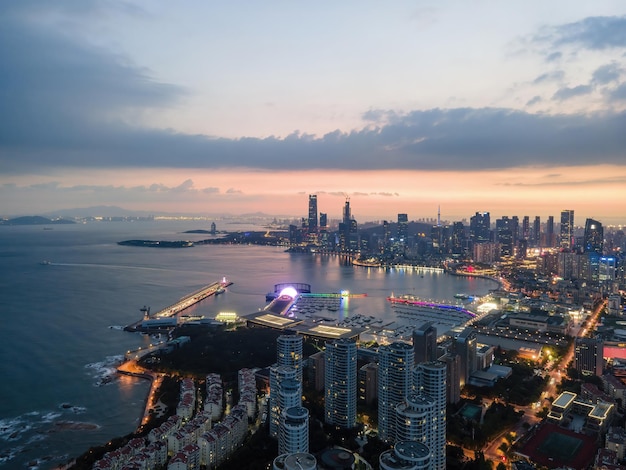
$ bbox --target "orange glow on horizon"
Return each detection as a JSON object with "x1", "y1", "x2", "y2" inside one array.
[{"x1": 5, "y1": 164, "x2": 626, "y2": 224}]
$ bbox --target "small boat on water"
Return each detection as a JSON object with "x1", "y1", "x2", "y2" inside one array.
[
  {"x1": 40, "y1": 260, "x2": 51, "y2": 265},
  {"x1": 454, "y1": 293, "x2": 471, "y2": 300}
]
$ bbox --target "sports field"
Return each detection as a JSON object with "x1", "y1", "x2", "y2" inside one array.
[{"x1": 519, "y1": 423, "x2": 596, "y2": 469}]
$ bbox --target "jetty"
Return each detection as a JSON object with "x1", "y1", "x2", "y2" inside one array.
[{"x1": 124, "y1": 278, "x2": 232, "y2": 332}]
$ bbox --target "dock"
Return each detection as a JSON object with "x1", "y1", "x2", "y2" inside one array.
[{"x1": 124, "y1": 278, "x2": 232, "y2": 331}]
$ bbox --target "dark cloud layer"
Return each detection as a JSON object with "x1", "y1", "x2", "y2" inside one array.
[
  {"x1": 2, "y1": 5, "x2": 626, "y2": 175},
  {"x1": 548, "y1": 16, "x2": 626, "y2": 50}
]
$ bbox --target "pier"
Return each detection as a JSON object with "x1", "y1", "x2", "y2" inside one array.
[{"x1": 124, "y1": 278, "x2": 232, "y2": 331}]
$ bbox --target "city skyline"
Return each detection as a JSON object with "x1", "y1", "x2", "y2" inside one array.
[{"x1": 2, "y1": 2, "x2": 626, "y2": 223}]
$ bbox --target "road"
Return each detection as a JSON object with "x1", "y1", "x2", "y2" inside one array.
[{"x1": 478, "y1": 298, "x2": 606, "y2": 466}]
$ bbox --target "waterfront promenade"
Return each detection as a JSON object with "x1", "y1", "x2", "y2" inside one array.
[{"x1": 117, "y1": 360, "x2": 166, "y2": 430}]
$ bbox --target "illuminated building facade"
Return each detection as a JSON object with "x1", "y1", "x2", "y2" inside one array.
[
  {"x1": 307, "y1": 194, "x2": 318, "y2": 235},
  {"x1": 454, "y1": 328, "x2": 476, "y2": 388},
  {"x1": 574, "y1": 337, "x2": 604, "y2": 376},
  {"x1": 269, "y1": 366, "x2": 298, "y2": 438},
  {"x1": 378, "y1": 342, "x2": 414, "y2": 442},
  {"x1": 279, "y1": 406, "x2": 309, "y2": 455},
  {"x1": 277, "y1": 335, "x2": 303, "y2": 382},
  {"x1": 414, "y1": 361, "x2": 447, "y2": 470},
  {"x1": 560, "y1": 209, "x2": 574, "y2": 250},
  {"x1": 469, "y1": 211, "x2": 490, "y2": 246},
  {"x1": 397, "y1": 213, "x2": 408, "y2": 243},
  {"x1": 584, "y1": 218, "x2": 603, "y2": 254},
  {"x1": 324, "y1": 338, "x2": 357, "y2": 428}
]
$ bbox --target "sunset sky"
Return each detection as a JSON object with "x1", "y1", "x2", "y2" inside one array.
[{"x1": 1, "y1": 1, "x2": 626, "y2": 224}]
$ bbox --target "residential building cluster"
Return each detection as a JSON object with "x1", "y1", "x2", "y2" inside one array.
[{"x1": 91, "y1": 370, "x2": 252, "y2": 470}]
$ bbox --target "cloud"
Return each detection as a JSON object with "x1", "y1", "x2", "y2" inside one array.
[
  {"x1": 526, "y1": 96, "x2": 542, "y2": 106},
  {"x1": 592, "y1": 62, "x2": 623, "y2": 85},
  {"x1": 533, "y1": 70, "x2": 565, "y2": 84},
  {"x1": 498, "y1": 174, "x2": 626, "y2": 187},
  {"x1": 2, "y1": 5, "x2": 626, "y2": 178},
  {"x1": 545, "y1": 52, "x2": 563, "y2": 62},
  {"x1": 552, "y1": 84, "x2": 593, "y2": 101},
  {"x1": 547, "y1": 16, "x2": 626, "y2": 50},
  {"x1": 607, "y1": 82, "x2": 626, "y2": 102},
  {"x1": 0, "y1": 1, "x2": 184, "y2": 152}
]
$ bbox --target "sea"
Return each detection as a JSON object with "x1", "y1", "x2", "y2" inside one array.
[{"x1": 0, "y1": 220, "x2": 497, "y2": 469}]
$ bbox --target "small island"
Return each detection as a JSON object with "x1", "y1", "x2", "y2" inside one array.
[
  {"x1": 0, "y1": 216, "x2": 75, "y2": 225},
  {"x1": 117, "y1": 240, "x2": 194, "y2": 248}
]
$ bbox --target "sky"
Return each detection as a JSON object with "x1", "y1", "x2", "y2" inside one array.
[{"x1": 1, "y1": 1, "x2": 626, "y2": 225}]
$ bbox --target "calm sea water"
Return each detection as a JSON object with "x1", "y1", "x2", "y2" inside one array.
[{"x1": 0, "y1": 221, "x2": 496, "y2": 469}]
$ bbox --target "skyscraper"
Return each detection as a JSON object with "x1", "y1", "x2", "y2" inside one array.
[
  {"x1": 270, "y1": 335, "x2": 304, "y2": 438},
  {"x1": 560, "y1": 210, "x2": 574, "y2": 250},
  {"x1": 269, "y1": 366, "x2": 298, "y2": 438},
  {"x1": 324, "y1": 339, "x2": 357, "y2": 428},
  {"x1": 496, "y1": 216, "x2": 514, "y2": 257},
  {"x1": 277, "y1": 335, "x2": 303, "y2": 382},
  {"x1": 546, "y1": 215, "x2": 555, "y2": 247},
  {"x1": 307, "y1": 194, "x2": 318, "y2": 234},
  {"x1": 414, "y1": 361, "x2": 447, "y2": 470},
  {"x1": 454, "y1": 328, "x2": 477, "y2": 388},
  {"x1": 584, "y1": 218, "x2": 604, "y2": 254},
  {"x1": 532, "y1": 216, "x2": 541, "y2": 247},
  {"x1": 397, "y1": 213, "x2": 408, "y2": 242},
  {"x1": 342, "y1": 197, "x2": 351, "y2": 226},
  {"x1": 378, "y1": 342, "x2": 414, "y2": 442},
  {"x1": 469, "y1": 212, "x2": 490, "y2": 245},
  {"x1": 522, "y1": 215, "x2": 530, "y2": 240},
  {"x1": 412, "y1": 322, "x2": 437, "y2": 364},
  {"x1": 451, "y1": 221, "x2": 466, "y2": 255}
]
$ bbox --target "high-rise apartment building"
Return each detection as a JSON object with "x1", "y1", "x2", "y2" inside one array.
[
  {"x1": 279, "y1": 406, "x2": 309, "y2": 455},
  {"x1": 270, "y1": 335, "x2": 304, "y2": 438},
  {"x1": 560, "y1": 210, "x2": 575, "y2": 250},
  {"x1": 414, "y1": 361, "x2": 447, "y2": 470},
  {"x1": 277, "y1": 335, "x2": 303, "y2": 382},
  {"x1": 378, "y1": 342, "x2": 414, "y2": 442},
  {"x1": 395, "y1": 392, "x2": 436, "y2": 443},
  {"x1": 269, "y1": 366, "x2": 298, "y2": 438},
  {"x1": 584, "y1": 218, "x2": 604, "y2": 254},
  {"x1": 324, "y1": 339, "x2": 357, "y2": 428},
  {"x1": 413, "y1": 322, "x2": 437, "y2": 364},
  {"x1": 379, "y1": 441, "x2": 431, "y2": 470}
]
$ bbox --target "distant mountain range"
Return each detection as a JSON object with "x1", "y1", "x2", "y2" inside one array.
[{"x1": 1, "y1": 206, "x2": 292, "y2": 222}]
